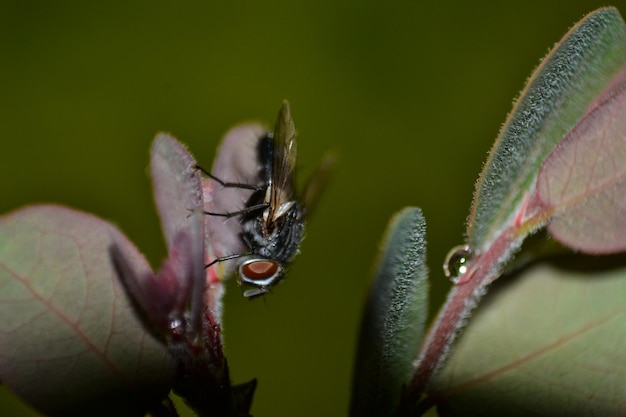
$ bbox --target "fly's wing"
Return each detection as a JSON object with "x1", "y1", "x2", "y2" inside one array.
[
  {"x1": 301, "y1": 152, "x2": 336, "y2": 217},
  {"x1": 267, "y1": 100, "x2": 297, "y2": 223}
]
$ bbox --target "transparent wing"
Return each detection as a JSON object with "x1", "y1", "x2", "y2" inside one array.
[
  {"x1": 268, "y1": 100, "x2": 297, "y2": 222},
  {"x1": 301, "y1": 151, "x2": 336, "y2": 217}
]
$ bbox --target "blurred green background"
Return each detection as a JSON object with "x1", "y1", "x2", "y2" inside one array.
[{"x1": 1, "y1": 1, "x2": 623, "y2": 416}]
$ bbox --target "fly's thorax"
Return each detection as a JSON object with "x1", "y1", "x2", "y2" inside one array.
[
  {"x1": 242, "y1": 202, "x2": 304, "y2": 261},
  {"x1": 262, "y1": 199, "x2": 296, "y2": 225}
]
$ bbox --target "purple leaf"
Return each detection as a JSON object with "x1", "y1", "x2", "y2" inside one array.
[
  {"x1": 113, "y1": 133, "x2": 207, "y2": 343},
  {"x1": 202, "y1": 123, "x2": 268, "y2": 282},
  {"x1": 152, "y1": 133, "x2": 207, "y2": 333},
  {"x1": 147, "y1": 133, "x2": 256, "y2": 416},
  {"x1": 0, "y1": 205, "x2": 175, "y2": 417},
  {"x1": 110, "y1": 229, "x2": 198, "y2": 341},
  {"x1": 151, "y1": 133, "x2": 204, "y2": 251}
]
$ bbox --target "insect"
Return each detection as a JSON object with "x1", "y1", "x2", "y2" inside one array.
[{"x1": 202, "y1": 101, "x2": 331, "y2": 298}]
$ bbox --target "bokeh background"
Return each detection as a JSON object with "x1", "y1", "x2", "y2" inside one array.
[{"x1": 1, "y1": 1, "x2": 623, "y2": 416}]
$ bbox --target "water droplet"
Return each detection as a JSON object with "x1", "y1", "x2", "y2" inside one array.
[
  {"x1": 443, "y1": 244, "x2": 473, "y2": 282},
  {"x1": 169, "y1": 317, "x2": 183, "y2": 332}
]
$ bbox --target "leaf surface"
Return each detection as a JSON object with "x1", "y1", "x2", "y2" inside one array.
[
  {"x1": 468, "y1": 7, "x2": 626, "y2": 251},
  {"x1": 202, "y1": 123, "x2": 267, "y2": 281},
  {"x1": 151, "y1": 133, "x2": 204, "y2": 251},
  {"x1": 351, "y1": 208, "x2": 429, "y2": 417},
  {"x1": 0, "y1": 205, "x2": 174, "y2": 417},
  {"x1": 537, "y1": 79, "x2": 626, "y2": 253},
  {"x1": 429, "y1": 259, "x2": 626, "y2": 417},
  {"x1": 149, "y1": 133, "x2": 207, "y2": 330},
  {"x1": 410, "y1": 7, "x2": 626, "y2": 403}
]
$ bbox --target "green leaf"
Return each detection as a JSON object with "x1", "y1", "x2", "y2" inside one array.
[
  {"x1": 536, "y1": 79, "x2": 626, "y2": 253},
  {"x1": 350, "y1": 207, "x2": 429, "y2": 417},
  {"x1": 410, "y1": 7, "x2": 626, "y2": 403},
  {"x1": 468, "y1": 7, "x2": 626, "y2": 251},
  {"x1": 429, "y1": 258, "x2": 626, "y2": 417},
  {"x1": 0, "y1": 205, "x2": 175, "y2": 417}
]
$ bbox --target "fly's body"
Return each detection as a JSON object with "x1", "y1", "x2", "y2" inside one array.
[
  {"x1": 203, "y1": 101, "x2": 331, "y2": 299},
  {"x1": 236, "y1": 123, "x2": 305, "y2": 298}
]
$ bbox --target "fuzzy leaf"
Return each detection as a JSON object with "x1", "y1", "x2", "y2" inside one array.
[
  {"x1": 409, "y1": 7, "x2": 626, "y2": 402},
  {"x1": 0, "y1": 205, "x2": 174, "y2": 417},
  {"x1": 150, "y1": 133, "x2": 206, "y2": 331},
  {"x1": 537, "y1": 79, "x2": 626, "y2": 253},
  {"x1": 429, "y1": 258, "x2": 626, "y2": 417},
  {"x1": 151, "y1": 133, "x2": 204, "y2": 251},
  {"x1": 468, "y1": 7, "x2": 626, "y2": 251},
  {"x1": 350, "y1": 208, "x2": 429, "y2": 417}
]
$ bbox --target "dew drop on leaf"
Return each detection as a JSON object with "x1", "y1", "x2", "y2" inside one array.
[
  {"x1": 443, "y1": 244, "x2": 473, "y2": 283},
  {"x1": 169, "y1": 317, "x2": 184, "y2": 332}
]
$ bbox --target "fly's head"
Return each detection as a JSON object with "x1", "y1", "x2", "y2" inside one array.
[
  {"x1": 238, "y1": 257, "x2": 285, "y2": 299},
  {"x1": 237, "y1": 201, "x2": 305, "y2": 298}
]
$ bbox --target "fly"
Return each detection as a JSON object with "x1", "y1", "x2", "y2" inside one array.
[{"x1": 202, "y1": 100, "x2": 332, "y2": 298}]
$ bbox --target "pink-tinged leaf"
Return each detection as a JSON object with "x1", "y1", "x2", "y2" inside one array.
[
  {"x1": 467, "y1": 7, "x2": 626, "y2": 252},
  {"x1": 113, "y1": 134, "x2": 207, "y2": 341},
  {"x1": 202, "y1": 123, "x2": 267, "y2": 280},
  {"x1": 152, "y1": 134, "x2": 207, "y2": 331},
  {"x1": 407, "y1": 8, "x2": 626, "y2": 406},
  {"x1": 110, "y1": 227, "x2": 200, "y2": 340},
  {"x1": 0, "y1": 205, "x2": 174, "y2": 417},
  {"x1": 115, "y1": 133, "x2": 252, "y2": 416},
  {"x1": 428, "y1": 259, "x2": 626, "y2": 417},
  {"x1": 151, "y1": 133, "x2": 204, "y2": 250},
  {"x1": 537, "y1": 79, "x2": 626, "y2": 253}
]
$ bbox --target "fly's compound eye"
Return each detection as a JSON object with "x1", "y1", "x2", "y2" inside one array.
[{"x1": 239, "y1": 258, "x2": 284, "y2": 288}]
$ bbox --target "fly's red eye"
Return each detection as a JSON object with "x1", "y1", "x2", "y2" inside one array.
[{"x1": 241, "y1": 260, "x2": 280, "y2": 281}]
